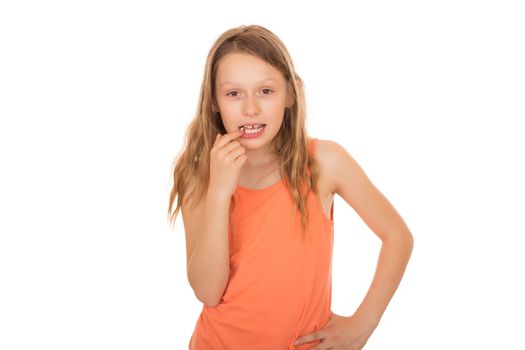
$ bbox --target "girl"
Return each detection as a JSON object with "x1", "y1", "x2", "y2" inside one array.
[{"x1": 168, "y1": 24, "x2": 414, "y2": 350}]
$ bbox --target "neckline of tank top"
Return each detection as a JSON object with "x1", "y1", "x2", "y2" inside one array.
[{"x1": 236, "y1": 177, "x2": 284, "y2": 192}]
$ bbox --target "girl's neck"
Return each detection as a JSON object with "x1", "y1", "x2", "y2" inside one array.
[
  {"x1": 242, "y1": 146, "x2": 279, "y2": 170},
  {"x1": 239, "y1": 155, "x2": 282, "y2": 189}
]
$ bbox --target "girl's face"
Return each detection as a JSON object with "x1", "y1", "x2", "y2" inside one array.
[{"x1": 214, "y1": 52, "x2": 292, "y2": 149}]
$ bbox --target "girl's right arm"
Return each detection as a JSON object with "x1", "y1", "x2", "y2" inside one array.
[{"x1": 182, "y1": 130, "x2": 246, "y2": 307}]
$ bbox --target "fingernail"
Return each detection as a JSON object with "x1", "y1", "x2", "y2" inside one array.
[{"x1": 294, "y1": 339, "x2": 300, "y2": 345}]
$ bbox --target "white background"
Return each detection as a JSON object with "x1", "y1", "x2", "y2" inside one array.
[{"x1": 1, "y1": 0, "x2": 524, "y2": 349}]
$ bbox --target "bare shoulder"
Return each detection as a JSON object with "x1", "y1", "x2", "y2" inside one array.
[
  {"x1": 314, "y1": 139, "x2": 347, "y2": 166},
  {"x1": 316, "y1": 138, "x2": 413, "y2": 242},
  {"x1": 315, "y1": 138, "x2": 374, "y2": 197},
  {"x1": 314, "y1": 138, "x2": 359, "y2": 195}
]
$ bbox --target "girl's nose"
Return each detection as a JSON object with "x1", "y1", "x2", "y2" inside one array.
[{"x1": 242, "y1": 95, "x2": 260, "y2": 116}]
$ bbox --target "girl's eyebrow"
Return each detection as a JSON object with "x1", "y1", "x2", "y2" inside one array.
[{"x1": 220, "y1": 78, "x2": 276, "y2": 86}]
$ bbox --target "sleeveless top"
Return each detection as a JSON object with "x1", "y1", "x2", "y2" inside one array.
[{"x1": 188, "y1": 138, "x2": 335, "y2": 350}]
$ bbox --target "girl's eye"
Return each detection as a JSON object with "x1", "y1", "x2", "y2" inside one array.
[{"x1": 226, "y1": 89, "x2": 273, "y2": 97}]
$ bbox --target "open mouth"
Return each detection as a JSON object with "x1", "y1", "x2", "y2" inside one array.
[{"x1": 239, "y1": 124, "x2": 266, "y2": 134}]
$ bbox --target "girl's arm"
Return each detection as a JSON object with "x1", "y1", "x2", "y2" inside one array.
[
  {"x1": 182, "y1": 180, "x2": 231, "y2": 307},
  {"x1": 183, "y1": 130, "x2": 246, "y2": 307},
  {"x1": 322, "y1": 140, "x2": 414, "y2": 325}
]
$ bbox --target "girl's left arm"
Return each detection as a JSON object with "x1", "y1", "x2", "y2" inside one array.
[
  {"x1": 328, "y1": 140, "x2": 414, "y2": 325},
  {"x1": 295, "y1": 140, "x2": 414, "y2": 349}
]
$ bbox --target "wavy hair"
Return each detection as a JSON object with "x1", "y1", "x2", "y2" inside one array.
[{"x1": 167, "y1": 24, "x2": 321, "y2": 241}]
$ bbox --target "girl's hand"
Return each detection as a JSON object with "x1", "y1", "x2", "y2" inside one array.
[
  {"x1": 208, "y1": 130, "x2": 247, "y2": 200},
  {"x1": 294, "y1": 311, "x2": 378, "y2": 350}
]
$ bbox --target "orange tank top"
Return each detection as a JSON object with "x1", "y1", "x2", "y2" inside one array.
[{"x1": 188, "y1": 138, "x2": 335, "y2": 350}]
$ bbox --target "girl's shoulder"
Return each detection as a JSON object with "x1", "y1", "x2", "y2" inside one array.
[
  {"x1": 310, "y1": 137, "x2": 346, "y2": 168},
  {"x1": 313, "y1": 137, "x2": 370, "y2": 200},
  {"x1": 310, "y1": 138, "x2": 347, "y2": 195}
]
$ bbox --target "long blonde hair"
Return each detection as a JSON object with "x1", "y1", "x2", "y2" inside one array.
[{"x1": 167, "y1": 24, "x2": 321, "y2": 240}]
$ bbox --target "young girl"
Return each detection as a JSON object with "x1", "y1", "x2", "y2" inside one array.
[{"x1": 168, "y1": 24, "x2": 414, "y2": 350}]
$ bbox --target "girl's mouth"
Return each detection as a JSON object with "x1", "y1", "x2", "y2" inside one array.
[{"x1": 239, "y1": 124, "x2": 266, "y2": 138}]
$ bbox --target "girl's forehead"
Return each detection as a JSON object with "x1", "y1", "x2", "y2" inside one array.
[{"x1": 216, "y1": 53, "x2": 284, "y2": 85}]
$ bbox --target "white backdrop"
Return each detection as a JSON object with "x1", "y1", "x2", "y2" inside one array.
[{"x1": 1, "y1": 0, "x2": 524, "y2": 349}]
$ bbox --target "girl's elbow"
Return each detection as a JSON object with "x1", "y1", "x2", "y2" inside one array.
[
  {"x1": 195, "y1": 290, "x2": 221, "y2": 307},
  {"x1": 190, "y1": 283, "x2": 223, "y2": 307}
]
